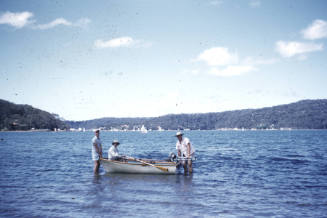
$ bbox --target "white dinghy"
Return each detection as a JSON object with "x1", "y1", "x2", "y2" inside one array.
[{"x1": 100, "y1": 157, "x2": 177, "y2": 174}]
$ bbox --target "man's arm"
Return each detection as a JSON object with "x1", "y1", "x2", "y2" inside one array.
[
  {"x1": 187, "y1": 143, "x2": 191, "y2": 157},
  {"x1": 176, "y1": 142, "x2": 181, "y2": 157}
]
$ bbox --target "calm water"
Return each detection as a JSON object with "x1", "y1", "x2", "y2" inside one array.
[{"x1": 1, "y1": 130, "x2": 327, "y2": 217}]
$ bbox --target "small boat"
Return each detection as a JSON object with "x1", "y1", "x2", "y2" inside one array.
[{"x1": 100, "y1": 158, "x2": 177, "y2": 174}]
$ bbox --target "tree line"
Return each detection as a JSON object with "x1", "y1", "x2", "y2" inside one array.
[
  {"x1": 0, "y1": 99, "x2": 66, "y2": 131},
  {"x1": 2, "y1": 98, "x2": 326, "y2": 131},
  {"x1": 66, "y1": 99, "x2": 327, "y2": 130}
]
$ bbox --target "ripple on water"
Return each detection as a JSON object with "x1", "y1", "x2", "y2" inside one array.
[{"x1": 1, "y1": 130, "x2": 327, "y2": 217}]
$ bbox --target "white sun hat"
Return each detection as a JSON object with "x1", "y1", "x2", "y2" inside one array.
[{"x1": 112, "y1": 140, "x2": 120, "y2": 145}]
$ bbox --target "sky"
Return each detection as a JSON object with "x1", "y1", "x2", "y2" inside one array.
[{"x1": 1, "y1": 0, "x2": 327, "y2": 121}]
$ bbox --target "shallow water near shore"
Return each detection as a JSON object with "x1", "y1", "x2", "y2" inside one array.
[{"x1": 1, "y1": 130, "x2": 327, "y2": 217}]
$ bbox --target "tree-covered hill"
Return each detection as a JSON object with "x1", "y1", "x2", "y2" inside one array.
[
  {"x1": 66, "y1": 99, "x2": 327, "y2": 130},
  {"x1": 0, "y1": 99, "x2": 67, "y2": 131}
]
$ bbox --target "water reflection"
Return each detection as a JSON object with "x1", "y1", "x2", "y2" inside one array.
[
  {"x1": 92, "y1": 174, "x2": 101, "y2": 184},
  {"x1": 92, "y1": 173, "x2": 195, "y2": 194},
  {"x1": 92, "y1": 173, "x2": 195, "y2": 204},
  {"x1": 103, "y1": 173, "x2": 185, "y2": 184},
  {"x1": 175, "y1": 174, "x2": 194, "y2": 192}
]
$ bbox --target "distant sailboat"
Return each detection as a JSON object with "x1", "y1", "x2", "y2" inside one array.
[{"x1": 140, "y1": 125, "x2": 148, "y2": 133}]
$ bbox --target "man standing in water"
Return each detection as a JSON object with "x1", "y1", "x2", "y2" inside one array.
[
  {"x1": 175, "y1": 132, "x2": 195, "y2": 174},
  {"x1": 92, "y1": 129, "x2": 103, "y2": 174}
]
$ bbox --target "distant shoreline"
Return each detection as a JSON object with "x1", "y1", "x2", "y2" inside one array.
[
  {"x1": 0, "y1": 129, "x2": 52, "y2": 132},
  {"x1": 2, "y1": 99, "x2": 327, "y2": 131},
  {"x1": 1, "y1": 128, "x2": 327, "y2": 133}
]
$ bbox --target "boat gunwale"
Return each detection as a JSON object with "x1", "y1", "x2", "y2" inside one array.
[{"x1": 100, "y1": 158, "x2": 177, "y2": 167}]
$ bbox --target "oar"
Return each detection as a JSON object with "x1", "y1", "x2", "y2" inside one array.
[{"x1": 126, "y1": 156, "x2": 168, "y2": 172}]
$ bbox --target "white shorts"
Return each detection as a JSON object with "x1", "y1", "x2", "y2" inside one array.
[
  {"x1": 179, "y1": 153, "x2": 195, "y2": 165},
  {"x1": 92, "y1": 150, "x2": 100, "y2": 161}
]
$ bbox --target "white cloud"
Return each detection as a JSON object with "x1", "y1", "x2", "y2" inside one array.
[
  {"x1": 94, "y1": 37, "x2": 151, "y2": 49},
  {"x1": 36, "y1": 18, "x2": 72, "y2": 29},
  {"x1": 194, "y1": 46, "x2": 278, "y2": 77},
  {"x1": 249, "y1": 0, "x2": 261, "y2": 8},
  {"x1": 0, "y1": 11, "x2": 34, "y2": 28},
  {"x1": 0, "y1": 11, "x2": 90, "y2": 30},
  {"x1": 275, "y1": 40, "x2": 323, "y2": 58},
  {"x1": 197, "y1": 47, "x2": 238, "y2": 66},
  {"x1": 95, "y1": 37, "x2": 134, "y2": 48},
  {"x1": 35, "y1": 17, "x2": 90, "y2": 30},
  {"x1": 302, "y1": 19, "x2": 327, "y2": 40},
  {"x1": 209, "y1": 65, "x2": 256, "y2": 77},
  {"x1": 194, "y1": 46, "x2": 275, "y2": 77}
]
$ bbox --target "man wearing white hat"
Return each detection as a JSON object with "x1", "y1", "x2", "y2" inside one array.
[
  {"x1": 108, "y1": 140, "x2": 122, "y2": 160},
  {"x1": 175, "y1": 132, "x2": 195, "y2": 174}
]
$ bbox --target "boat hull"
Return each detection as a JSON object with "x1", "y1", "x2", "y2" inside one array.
[{"x1": 100, "y1": 158, "x2": 176, "y2": 174}]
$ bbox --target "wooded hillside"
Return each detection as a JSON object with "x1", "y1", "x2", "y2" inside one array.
[
  {"x1": 66, "y1": 99, "x2": 327, "y2": 130},
  {"x1": 0, "y1": 99, "x2": 66, "y2": 131}
]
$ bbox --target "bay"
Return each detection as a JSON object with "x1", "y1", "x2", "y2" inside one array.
[{"x1": 1, "y1": 130, "x2": 327, "y2": 217}]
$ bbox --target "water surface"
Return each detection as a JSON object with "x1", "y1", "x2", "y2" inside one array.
[{"x1": 1, "y1": 130, "x2": 327, "y2": 217}]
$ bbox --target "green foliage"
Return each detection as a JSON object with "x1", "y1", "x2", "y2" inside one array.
[
  {"x1": 66, "y1": 99, "x2": 327, "y2": 130},
  {"x1": 0, "y1": 99, "x2": 67, "y2": 131}
]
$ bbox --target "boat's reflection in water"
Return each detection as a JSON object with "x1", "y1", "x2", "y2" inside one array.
[
  {"x1": 89, "y1": 172, "x2": 195, "y2": 216},
  {"x1": 92, "y1": 172, "x2": 194, "y2": 195},
  {"x1": 101, "y1": 172, "x2": 194, "y2": 188}
]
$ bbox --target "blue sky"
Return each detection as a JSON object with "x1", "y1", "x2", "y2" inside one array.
[{"x1": 1, "y1": 0, "x2": 327, "y2": 120}]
